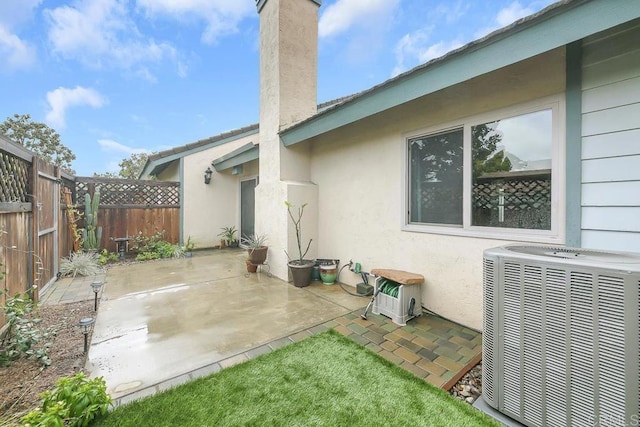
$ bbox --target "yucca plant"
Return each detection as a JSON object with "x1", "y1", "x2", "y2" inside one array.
[{"x1": 59, "y1": 251, "x2": 101, "y2": 277}]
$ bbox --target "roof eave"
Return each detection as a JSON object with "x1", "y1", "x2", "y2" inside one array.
[
  {"x1": 281, "y1": 0, "x2": 640, "y2": 146},
  {"x1": 212, "y1": 143, "x2": 259, "y2": 172}
]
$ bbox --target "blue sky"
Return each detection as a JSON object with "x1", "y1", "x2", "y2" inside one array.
[{"x1": 0, "y1": 0, "x2": 556, "y2": 176}]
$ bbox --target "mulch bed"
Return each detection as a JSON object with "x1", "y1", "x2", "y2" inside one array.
[{"x1": 0, "y1": 301, "x2": 94, "y2": 423}]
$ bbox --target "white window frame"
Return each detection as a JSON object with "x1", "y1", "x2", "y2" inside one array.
[{"x1": 402, "y1": 95, "x2": 566, "y2": 244}]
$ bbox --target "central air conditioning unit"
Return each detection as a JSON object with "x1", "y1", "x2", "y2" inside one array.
[{"x1": 482, "y1": 245, "x2": 640, "y2": 427}]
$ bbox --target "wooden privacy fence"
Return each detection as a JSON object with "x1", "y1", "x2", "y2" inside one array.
[
  {"x1": 75, "y1": 177, "x2": 180, "y2": 250},
  {"x1": 0, "y1": 135, "x2": 74, "y2": 326},
  {"x1": 1, "y1": 136, "x2": 180, "y2": 329}
]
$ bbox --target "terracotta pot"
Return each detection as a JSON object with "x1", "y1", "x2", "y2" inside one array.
[
  {"x1": 246, "y1": 259, "x2": 258, "y2": 273},
  {"x1": 247, "y1": 246, "x2": 268, "y2": 264},
  {"x1": 288, "y1": 260, "x2": 314, "y2": 287}
]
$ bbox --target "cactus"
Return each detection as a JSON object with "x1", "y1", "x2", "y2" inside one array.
[{"x1": 82, "y1": 190, "x2": 102, "y2": 250}]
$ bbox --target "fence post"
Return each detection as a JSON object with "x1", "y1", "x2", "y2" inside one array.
[{"x1": 30, "y1": 156, "x2": 39, "y2": 303}]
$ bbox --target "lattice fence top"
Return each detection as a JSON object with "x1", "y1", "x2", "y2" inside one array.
[
  {"x1": 473, "y1": 176, "x2": 551, "y2": 211},
  {"x1": 0, "y1": 150, "x2": 30, "y2": 203},
  {"x1": 75, "y1": 178, "x2": 179, "y2": 207}
]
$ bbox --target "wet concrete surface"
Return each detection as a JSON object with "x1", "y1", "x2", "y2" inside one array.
[{"x1": 86, "y1": 250, "x2": 365, "y2": 398}]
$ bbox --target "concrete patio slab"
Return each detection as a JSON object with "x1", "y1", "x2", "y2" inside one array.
[{"x1": 86, "y1": 250, "x2": 365, "y2": 398}]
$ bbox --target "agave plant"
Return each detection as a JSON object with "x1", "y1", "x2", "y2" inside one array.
[{"x1": 59, "y1": 251, "x2": 102, "y2": 277}]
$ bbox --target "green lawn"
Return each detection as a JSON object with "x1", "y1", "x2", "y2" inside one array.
[{"x1": 97, "y1": 330, "x2": 498, "y2": 426}]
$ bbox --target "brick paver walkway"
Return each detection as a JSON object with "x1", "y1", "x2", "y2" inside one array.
[{"x1": 325, "y1": 310, "x2": 482, "y2": 390}]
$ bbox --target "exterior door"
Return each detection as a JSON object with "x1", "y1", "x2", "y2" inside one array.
[{"x1": 240, "y1": 178, "x2": 256, "y2": 239}]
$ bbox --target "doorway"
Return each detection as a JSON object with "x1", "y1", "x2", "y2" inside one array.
[{"x1": 240, "y1": 178, "x2": 257, "y2": 239}]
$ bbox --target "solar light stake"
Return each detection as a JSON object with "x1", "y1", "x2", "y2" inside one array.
[
  {"x1": 77, "y1": 317, "x2": 95, "y2": 354},
  {"x1": 90, "y1": 281, "x2": 103, "y2": 311}
]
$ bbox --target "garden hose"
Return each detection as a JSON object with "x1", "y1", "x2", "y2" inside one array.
[{"x1": 336, "y1": 263, "x2": 369, "y2": 298}]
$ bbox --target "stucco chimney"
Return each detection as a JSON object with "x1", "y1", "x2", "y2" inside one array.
[
  {"x1": 254, "y1": 0, "x2": 320, "y2": 282},
  {"x1": 257, "y1": 0, "x2": 320, "y2": 183}
]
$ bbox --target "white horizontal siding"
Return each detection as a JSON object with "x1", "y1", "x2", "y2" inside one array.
[
  {"x1": 582, "y1": 155, "x2": 640, "y2": 183},
  {"x1": 582, "y1": 207, "x2": 640, "y2": 232},
  {"x1": 582, "y1": 75, "x2": 640, "y2": 113},
  {"x1": 582, "y1": 129, "x2": 640, "y2": 159},
  {"x1": 580, "y1": 20, "x2": 640, "y2": 253},
  {"x1": 582, "y1": 230, "x2": 640, "y2": 252},
  {"x1": 582, "y1": 182, "x2": 640, "y2": 206},
  {"x1": 583, "y1": 49, "x2": 640, "y2": 90},
  {"x1": 582, "y1": 20, "x2": 640, "y2": 68},
  {"x1": 582, "y1": 103, "x2": 640, "y2": 136}
]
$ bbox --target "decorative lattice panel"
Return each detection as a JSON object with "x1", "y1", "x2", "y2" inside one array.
[
  {"x1": 0, "y1": 150, "x2": 30, "y2": 203},
  {"x1": 75, "y1": 179, "x2": 179, "y2": 207},
  {"x1": 472, "y1": 176, "x2": 551, "y2": 229}
]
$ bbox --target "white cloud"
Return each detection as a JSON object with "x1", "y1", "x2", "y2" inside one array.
[
  {"x1": 319, "y1": 0, "x2": 400, "y2": 38},
  {"x1": 44, "y1": 0, "x2": 178, "y2": 75},
  {"x1": 98, "y1": 139, "x2": 150, "y2": 154},
  {"x1": 392, "y1": 29, "x2": 463, "y2": 76},
  {"x1": 475, "y1": 1, "x2": 537, "y2": 39},
  {"x1": 136, "y1": 0, "x2": 253, "y2": 44},
  {"x1": 0, "y1": 0, "x2": 42, "y2": 71},
  {"x1": 45, "y1": 86, "x2": 106, "y2": 129},
  {"x1": 0, "y1": 25, "x2": 36, "y2": 70},
  {"x1": 0, "y1": 0, "x2": 43, "y2": 29}
]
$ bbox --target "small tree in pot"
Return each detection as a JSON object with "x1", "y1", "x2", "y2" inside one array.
[{"x1": 285, "y1": 201, "x2": 314, "y2": 287}]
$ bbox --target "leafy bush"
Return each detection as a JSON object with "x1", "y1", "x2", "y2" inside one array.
[
  {"x1": 0, "y1": 292, "x2": 54, "y2": 367},
  {"x1": 21, "y1": 373, "x2": 111, "y2": 427},
  {"x1": 59, "y1": 251, "x2": 101, "y2": 277},
  {"x1": 130, "y1": 230, "x2": 182, "y2": 261},
  {"x1": 135, "y1": 252, "x2": 160, "y2": 261},
  {"x1": 98, "y1": 249, "x2": 120, "y2": 265},
  {"x1": 129, "y1": 230, "x2": 166, "y2": 253}
]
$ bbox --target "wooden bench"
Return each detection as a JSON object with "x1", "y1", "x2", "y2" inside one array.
[{"x1": 371, "y1": 269, "x2": 424, "y2": 326}]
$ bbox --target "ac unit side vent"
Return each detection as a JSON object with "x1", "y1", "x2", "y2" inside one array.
[
  {"x1": 482, "y1": 258, "x2": 495, "y2": 403},
  {"x1": 597, "y1": 276, "x2": 626, "y2": 424},
  {"x1": 482, "y1": 245, "x2": 640, "y2": 427}
]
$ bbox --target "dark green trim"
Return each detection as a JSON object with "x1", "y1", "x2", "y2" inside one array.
[
  {"x1": 565, "y1": 41, "x2": 583, "y2": 247},
  {"x1": 281, "y1": 0, "x2": 640, "y2": 146},
  {"x1": 179, "y1": 158, "x2": 184, "y2": 244},
  {"x1": 212, "y1": 143, "x2": 259, "y2": 172},
  {"x1": 140, "y1": 127, "x2": 259, "y2": 178}
]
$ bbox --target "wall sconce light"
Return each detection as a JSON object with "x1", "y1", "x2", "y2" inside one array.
[
  {"x1": 90, "y1": 281, "x2": 103, "y2": 311},
  {"x1": 204, "y1": 167, "x2": 213, "y2": 185},
  {"x1": 77, "y1": 317, "x2": 95, "y2": 353}
]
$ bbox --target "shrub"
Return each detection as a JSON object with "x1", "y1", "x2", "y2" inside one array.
[
  {"x1": 98, "y1": 249, "x2": 120, "y2": 265},
  {"x1": 129, "y1": 230, "x2": 166, "y2": 254},
  {"x1": 130, "y1": 230, "x2": 183, "y2": 261},
  {"x1": 21, "y1": 373, "x2": 111, "y2": 427},
  {"x1": 59, "y1": 251, "x2": 101, "y2": 277},
  {"x1": 0, "y1": 292, "x2": 54, "y2": 367}
]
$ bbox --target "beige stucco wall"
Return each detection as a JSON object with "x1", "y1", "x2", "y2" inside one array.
[
  {"x1": 182, "y1": 137, "x2": 258, "y2": 249},
  {"x1": 156, "y1": 162, "x2": 179, "y2": 181},
  {"x1": 307, "y1": 49, "x2": 566, "y2": 330},
  {"x1": 255, "y1": 0, "x2": 320, "y2": 280}
]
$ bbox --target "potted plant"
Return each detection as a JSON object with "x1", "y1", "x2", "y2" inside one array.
[
  {"x1": 245, "y1": 259, "x2": 258, "y2": 273},
  {"x1": 218, "y1": 226, "x2": 238, "y2": 248},
  {"x1": 183, "y1": 235, "x2": 195, "y2": 257},
  {"x1": 242, "y1": 233, "x2": 268, "y2": 265},
  {"x1": 285, "y1": 201, "x2": 314, "y2": 287}
]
